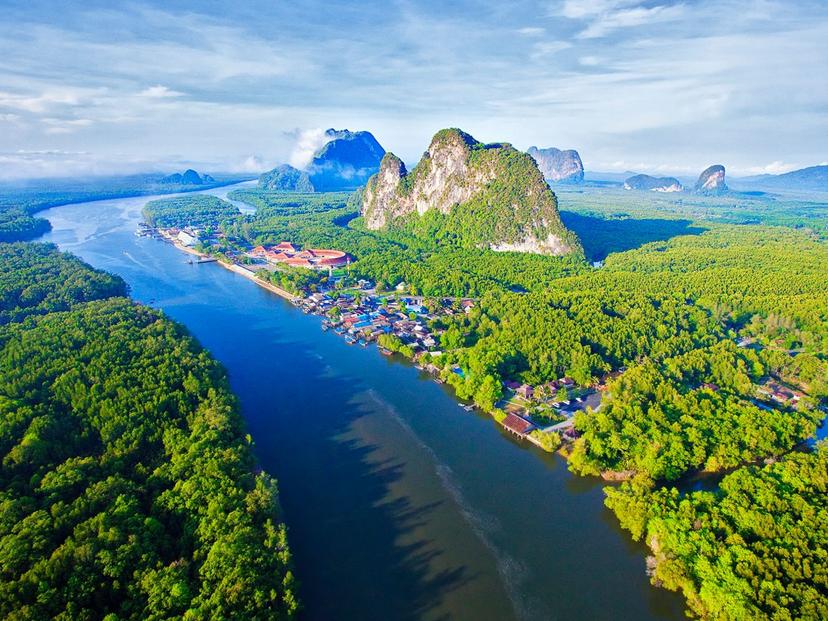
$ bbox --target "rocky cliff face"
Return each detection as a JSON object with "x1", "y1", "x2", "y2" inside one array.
[
  {"x1": 695, "y1": 164, "x2": 727, "y2": 194},
  {"x1": 361, "y1": 128, "x2": 581, "y2": 256},
  {"x1": 527, "y1": 146, "x2": 584, "y2": 183},
  {"x1": 258, "y1": 164, "x2": 314, "y2": 192},
  {"x1": 623, "y1": 174, "x2": 683, "y2": 192},
  {"x1": 307, "y1": 129, "x2": 386, "y2": 191}
]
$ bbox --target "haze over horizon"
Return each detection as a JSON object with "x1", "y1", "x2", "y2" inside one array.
[{"x1": 1, "y1": 0, "x2": 827, "y2": 180}]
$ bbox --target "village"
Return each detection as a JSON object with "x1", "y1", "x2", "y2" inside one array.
[{"x1": 151, "y1": 230, "x2": 820, "y2": 455}]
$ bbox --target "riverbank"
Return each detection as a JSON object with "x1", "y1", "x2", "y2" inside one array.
[
  {"x1": 216, "y1": 260, "x2": 299, "y2": 303},
  {"x1": 165, "y1": 233, "x2": 582, "y2": 456},
  {"x1": 166, "y1": 239, "x2": 300, "y2": 303}
]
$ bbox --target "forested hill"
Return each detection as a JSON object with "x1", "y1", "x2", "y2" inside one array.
[
  {"x1": 0, "y1": 242, "x2": 298, "y2": 619},
  {"x1": 361, "y1": 128, "x2": 582, "y2": 256}
]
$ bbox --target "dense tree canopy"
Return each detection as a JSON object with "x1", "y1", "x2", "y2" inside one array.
[
  {"x1": 0, "y1": 243, "x2": 127, "y2": 325},
  {"x1": 606, "y1": 445, "x2": 828, "y2": 620},
  {"x1": 142, "y1": 195, "x2": 241, "y2": 229},
  {"x1": 0, "y1": 243, "x2": 297, "y2": 620}
]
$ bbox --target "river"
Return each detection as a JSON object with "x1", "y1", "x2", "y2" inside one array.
[{"x1": 36, "y1": 183, "x2": 687, "y2": 621}]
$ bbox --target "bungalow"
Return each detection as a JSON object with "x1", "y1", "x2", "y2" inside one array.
[
  {"x1": 502, "y1": 413, "x2": 535, "y2": 438},
  {"x1": 177, "y1": 230, "x2": 197, "y2": 247},
  {"x1": 273, "y1": 241, "x2": 300, "y2": 253},
  {"x1": 284, "y1": 257, "x2": 313, "y2": 268},
  {"x1": 264, "y1": 250, "x2": 287, "y2": 262},
  {"x1": 516, "y1": 384, "x2": 534, "y2": 399}
]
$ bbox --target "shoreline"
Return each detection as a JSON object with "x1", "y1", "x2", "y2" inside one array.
[{"x1": 169, "y1": 240, "x2": 299, "y2": 303}]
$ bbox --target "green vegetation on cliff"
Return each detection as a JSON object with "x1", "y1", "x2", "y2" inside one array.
[{"x1": 362, "y1": 128, "x2": 582, "y2": 256}]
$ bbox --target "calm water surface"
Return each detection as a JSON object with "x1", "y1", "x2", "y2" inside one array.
[{"x1": 37, "y1": 184, "x2": 687, "y2": 621}]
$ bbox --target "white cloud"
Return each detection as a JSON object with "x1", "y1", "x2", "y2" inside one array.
[
  {"x1": 235, "y1": 154, "x2": 268, "y2": 173},
  {"x1": 578, "y1": 4, "x2": 687, "y2": 38},
  {"x1": 0, "y1": 88, "x2": 85, "y2": 113},
  {"x1": 517, "y1": 27, "x2": 545, "y2": 36},
  {"x1": 139, "y1": 85, "x2": 184, "y2": 98},
  {"x1": 558, "y1": 0, "x2": 641, "y2": 19},
  {"x1": 0, "y1": 1, "x2": 825, "y2": 178},
  {"x1": 42, "y1": 117, "x2": 93, "y2": 134},
  {"x1": 555, "y1": 0, "x2": 641, "y2": 19},
  {"x1": 531, "y1": 41, "x2": 572, "y2": 60},
  {"x1": 743, "y1": 161, "x2": 799, "y2": 175},
  {"x1": 286, "y1": 128, "x2": 330, "y2": 169}
]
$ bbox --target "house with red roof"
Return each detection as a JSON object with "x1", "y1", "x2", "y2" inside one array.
[
  {"x1": 284, "y1": 257, "x2": 314, "y2": 268},
  {"x1": 502, "y1": 413, "x2": 535, "y2": 438},
  {"x1": 273, "y1": 241, "x2": 300, "y2": 253}
]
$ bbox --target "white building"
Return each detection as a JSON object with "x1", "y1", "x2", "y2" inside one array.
[{"x1": 177, "y1": 231, "x2": 198, "y2": 247}]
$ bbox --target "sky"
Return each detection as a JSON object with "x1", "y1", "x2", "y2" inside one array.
[{"x1": 1, "y1": 0, "x2": 826, "y2": 180}]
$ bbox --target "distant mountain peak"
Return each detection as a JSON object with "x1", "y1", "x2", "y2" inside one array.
[
  {"x1": 160, "y1": 169, "x2": 214, "y2": 185},
  {"x1": 258, "y1": 164, "x2": 314, "y2": 192},
  {"x1": 695, "y1": 164, "x2": 727, "y2": 194},
  {"x1": 737, "y1": 164, "x2": 828, "y2": 193},
  {"x1": 527, "y1": 146, "x2": 584, "y2": 183},
  {"x1": 305, "y1": 129, "x2": 386, "y2": 191}
]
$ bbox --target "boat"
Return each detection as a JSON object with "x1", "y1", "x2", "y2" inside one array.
[
  {"x1": 344, "y1": 336, "x2": 356, "y2": 345},
  {"x1": 379, "y1": 348, "x2": 393, "y2": 356},
  {"x1": 359, "y1": 339, "x2": 368, "y2": 347}
]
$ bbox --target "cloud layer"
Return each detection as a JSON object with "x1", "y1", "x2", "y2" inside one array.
[{"x1": 0, "y1": 0, "x2": 826, "y2": 179}]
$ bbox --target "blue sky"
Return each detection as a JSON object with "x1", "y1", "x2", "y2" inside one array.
[{"x1": 1, "y1": 0, "x2": 826, "y2": 179}]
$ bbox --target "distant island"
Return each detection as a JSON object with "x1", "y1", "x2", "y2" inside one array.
[
  {"x1": 623, "y1": 174, "x2": 683, "y2": 192},
  {"x1": 160, "y1": 169, "x2": 216, "y2": 185}
]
